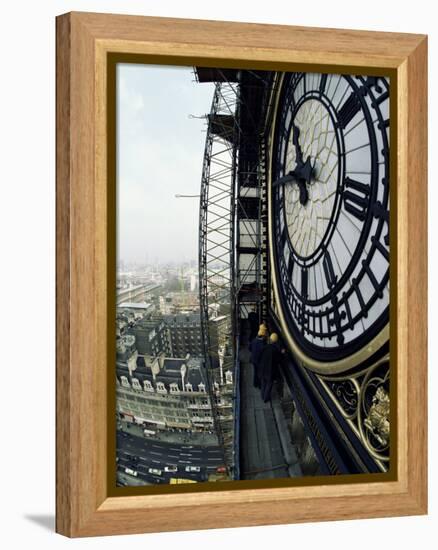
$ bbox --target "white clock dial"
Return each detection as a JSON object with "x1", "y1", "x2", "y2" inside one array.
[{"x1": 270, "y1": 72, "x2": 390, "y2": 367}]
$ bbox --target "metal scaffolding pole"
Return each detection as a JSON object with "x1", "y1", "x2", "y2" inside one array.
[{"x1": 199, "y1": 80, "x2": 239, "y2": 475}]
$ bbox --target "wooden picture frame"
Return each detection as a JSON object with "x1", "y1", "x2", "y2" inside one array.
[{"x1": 56, "y1": 11, "x2": 428, "y2": 537}]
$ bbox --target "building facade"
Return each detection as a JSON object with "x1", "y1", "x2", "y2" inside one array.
[
  {"x1": 163, "y1": 313, "x2": 203, "y2": 358},
  {"x1": 126, "y1": 315, "x2": 172, "y2": 357},
  {"x1": 116, "y1": 351, "x2": 232, "y2": 433}
]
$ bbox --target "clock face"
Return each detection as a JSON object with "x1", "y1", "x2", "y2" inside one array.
[{"x1": 270, "y1": 72, "x2": 390, "y2": 366}]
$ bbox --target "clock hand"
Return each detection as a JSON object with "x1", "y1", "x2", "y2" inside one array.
[
  {"x1": 291, "y1": 122, "x2": 304, "y2": 166},
  {"x1": 299, "y1": 156, "x2": 314, "y2": 185},
  {"x1": 291, "y1": 122, "x2": 314, "y2": 185},
  {"x1": 272, "y1": 172, "x2": 297, "y2": 187},
  {"x1": 272, "y1": 124, "x2": 314, "y2": 205},
  {"x1": 297, "y1": 180, "x2": 309, "y2": 205},
  {"x1": 273, "y1": 171, "x2": 309, "y2": 206},
  {"x1": 273, "y1": 157, "x2": 313, "y2": 187}
]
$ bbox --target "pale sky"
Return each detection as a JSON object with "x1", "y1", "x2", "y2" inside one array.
[{"x1": 116, "y1": 64, "x2": 215, "y2": 265}]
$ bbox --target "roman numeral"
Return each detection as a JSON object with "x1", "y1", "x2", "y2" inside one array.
[
  {"x1": 337, "y1": 92, "x2": 362, "y2": 129},
  {"x1": 323, "y1": 251, "x2": 337, "y2": 289},
  {"x1": 300, "y1": 305, "x2": 310, "y2": 334},
  {"x1": 328, "y1": 296, "x2": 345, "y2": 345},
  {"x1": 362, "y1": 260, "x2": 384, "y2": 298},
  {"x1": 371, "y1": 236, "x2": 389, "y2": 260},
  {"x1": 352, "y1": 279, "x2": 367, "y2": 318},
  {"x1": 343, "y1": 177, "x2": 370, "y2": 221},
  {"x1": 287, "y1": 255, "x2": 294, "y2": 277},
  {"x1": 301, "y1": 268, "x2": 308, "y2": 300},
  {"x1": 342, "y1": 292, "x2": 354, "y2": 330},
  {"x1": 279, "y1": 227, "x2": 287, "y2": 249},
  {"x1": 373, "y1": 201, "x2": 389, "y2": 245},
  {"x1": 319, "y1": 73, "x2": 328, "y2": 94}
]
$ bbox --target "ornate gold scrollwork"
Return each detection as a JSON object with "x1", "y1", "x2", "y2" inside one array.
[
  {"x1": 317, "y1": 356, "x2": 390, "y2": 468},
  {"x1": 363, "y1": 386, "x2": 390, "y2": 447},
  {"x1": 358, "y1": 363, "x2": 390, "y2": 460}
]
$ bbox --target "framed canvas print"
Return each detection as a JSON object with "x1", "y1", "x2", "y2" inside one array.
[{"x1": 56, "y1": 12, "x2": 428, "y2": 537}]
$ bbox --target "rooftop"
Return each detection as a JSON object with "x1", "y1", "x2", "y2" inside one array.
[
  {"x1": 164, "y1": 313, "x2": 201, "y2": 325},
  {"x1": 118, "y1": 302, "x2": 152, "y2": 309},
  {"x1": 116, "y1": 354, "x2": 206, "y2": 392}
]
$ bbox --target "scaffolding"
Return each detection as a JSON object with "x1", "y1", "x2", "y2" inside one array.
[
  {"x1": 198, "y1": 77, "x2": 239, "y2": 474},
  {"x1": 197, "y1": 69, "x2": 276, "y2": 477},
  {"x1": 235, "y1": 71, "x2": 275, "y2": 326}
]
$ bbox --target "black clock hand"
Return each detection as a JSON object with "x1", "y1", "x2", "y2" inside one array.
[
  {"x1": 291, "y1": 123, "x2": 314, "y2": 186},
  {"x1": 297, "y1": 180, "x2": 309, "y2": 205},
  {"x1": 273, "y1": 157, "x2": 313, "y2": 188},
  {"x1": 272, "y1": 123, "x2": 314, "y2": 204},
  {"x1": 273, "y1": 171, "x2": 309, "y2": 206},
  {"x1": 272, "y1": 173, "x2": 296, "y2": 187},
  {"x1": 292, "y1": 122, "x2": 304, "y2": 166},
  {"x1": 299, "y1": 156, "x2": 314, "y2": 185}
]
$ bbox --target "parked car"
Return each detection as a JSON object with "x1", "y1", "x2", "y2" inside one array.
[
  {"x1": 185, "y1": 465, "x2": 200, "y2": 473},
  {"x1": 124, "y1": 467, "x2": 138, "y2": 477},
  {"x1": 148, "y1": 468, "x2": 162, "y2": 476},
  {"x1": 216, "y1": 466, "x2": 226, "y2": 473},
  {"x1": 164, "y1": 465, "x2": 178, "y2": 473}
]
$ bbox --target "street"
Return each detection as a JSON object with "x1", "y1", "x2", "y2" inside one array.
[{"x1": 117, "y1": 430, "x2": 225, "y2": 485}]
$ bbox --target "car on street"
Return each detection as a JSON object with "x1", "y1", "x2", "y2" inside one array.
[
  {"x1": 148, "y1": 467, "x2": 162, "y2": 476},
  {"x1": 124, "y1": 467, "x2": 138, "y2": 477},
  {"x1": 164, "y1": 465, "x2": 178, "y2": 473},
  {"x1": 185, "y1": 465, "x2": 200, "y2": 473}
]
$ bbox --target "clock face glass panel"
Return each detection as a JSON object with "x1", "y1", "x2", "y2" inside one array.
[{"x1": 271, "y1": 72, "x2": 390, "y2": 362}]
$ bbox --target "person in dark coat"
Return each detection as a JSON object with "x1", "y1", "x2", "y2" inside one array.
[
  {"x1": 249, "y1": 326, "x2": 267, "y2": 389},
  {"x1": 247, "y1": 307, "x2": 259, "y2": 341},
  {"x1": 260, "y1": 333, "x2": 284, "y2": 403}
]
